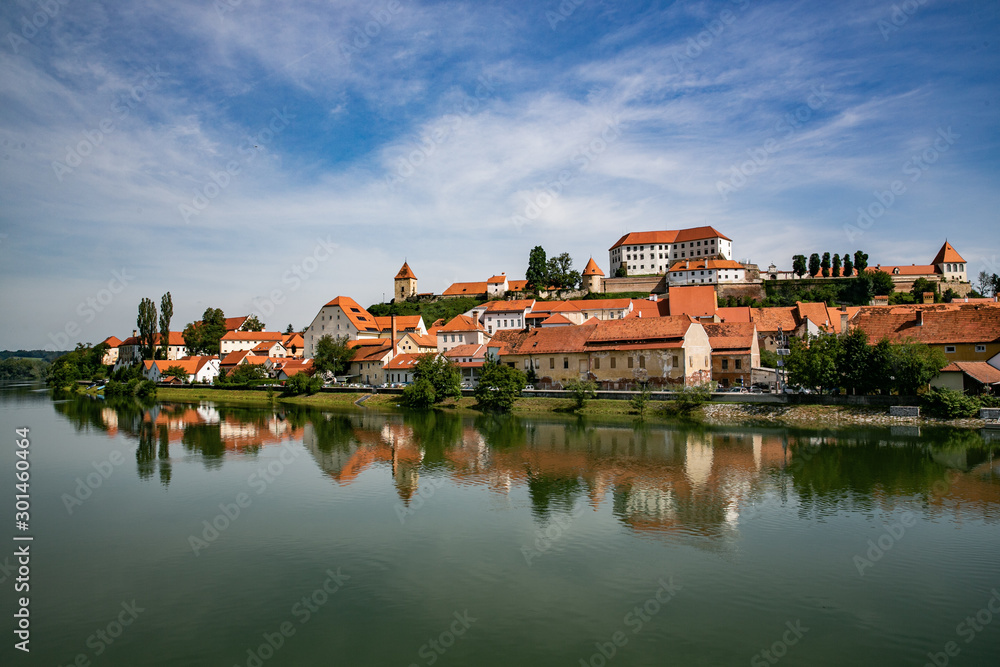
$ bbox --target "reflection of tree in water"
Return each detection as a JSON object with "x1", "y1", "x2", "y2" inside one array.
[
  {"x1": 525, "y1": 470, "x2": 584, "y2": 520},
  {"x1": 474, "y1": 413, "x2": 526, "y2": 450},
  {"x1": 306, "y1": 412, "x2": 356, "y2": 453},
  {"x1": 408, "y1": 410, "x2": 463, "y2": 463},
  {"x1": 158, "y1": 423, "x2": 172, "y2": 487},
  {"x1": 136, "y1": 421, "x2": 157, "y2": 482}
]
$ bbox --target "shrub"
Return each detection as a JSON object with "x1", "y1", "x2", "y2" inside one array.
[
  {"x1": 474, "y1": 361, "x2": 526, "y2": 413},
  {"x1": 921, "y1": 387, "x2": 980, "y2": 419},
  {"x1": 282, "y1": 373, "x2": 321, "y2": 396},
  {"x1": 630, "y1": 384, "x2": 652, "y2": 419},
  {"x1": 662, "y1": 382, "x2": 715, "y2": 418},
  {"x1": 563, "y1": 379, "x2": 597, "y2": 411}
]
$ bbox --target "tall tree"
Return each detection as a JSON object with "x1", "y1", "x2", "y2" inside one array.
[
  {"x1": 977, "y1": 270, "x2": 990, "y2": 295},
  {"x1": 313, "y1": 335, "x2": 355, "y2": 376},
  {"x1": 137, "y1": 298, "x2": 157, "y2": 360},
  {"x1": 842, "y1": 253, "x2": 854, "y2": 277},
  {"x1": 242, "y1": 315, "x2": 265, "y2": 332},
  {"x1": 525, "y1": 246, "x2": 548, "y2": 290},
  {"x1": 158, "y1": 292, "x2": 173, "y2": 359},
  {"x1": 991, "y1": 274, "x2": 1000, "y2": 298},
  {"x1": 546, "y1": 252, "x2": 580, "y2": 290},
  {"x1": 284, "y1": 324, "x2": 295, "y2": 334},
  {"x1": 831, "y1": 254, "x2": 842, "y2": 277},
  {"x1": 792, "y1": 255, "x2": 807, "y2": 278},
  {"x1": 853, "y1": 250, "x2": 869, "y2": 273},
  {"x1": 821, "y1": 252, "x2": 831, "y2": 277},
  {"x1": 808, "y1": 253, "x2": 821, "y2": 277},
  {"x1": 183, "y1": 307, "x2": 227, "y2": 356}
]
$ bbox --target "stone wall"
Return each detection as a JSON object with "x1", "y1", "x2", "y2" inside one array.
[
  {"x1": 717, "y1": 283, "x2": 766, "y2": 302},
  {"x1": 601, "y1": 275, "x2": 666, "y2": 294}
]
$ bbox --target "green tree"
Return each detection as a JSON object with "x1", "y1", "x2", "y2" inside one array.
[
  {"x1": 910, "y1": 277, "x2": 939, "y2": 303},
  {"x1": 792, "y1": 255, "x2": 807, "y2": 278},
  {"x1": 808, "y1": 253, "x2": 821, "y2": 277},
  {"x1": 831, "y1": 254, "x2": 842, "y2": 277},
  {"x1": 614, "y1": 265, "x2": 627, "y2": 278},
  {"x1": 821, "y1": 252, "x2": 831, "y2": 277},
  {"x1": 243, "y1": 315, "x2": 265, "y2": 332},
  {"x1": 282, "y1": 373, "x2": 322, "y2": 396},
  {"x1": 564, "y1": 378, "x2": 597, "y2": 411},
  {"x1": 526, "y1": 246, "x2": 548, "y2": 290},
  {"x1": 630, "y1": 383, "x2": 652, "y2": 419},
  {"x1": 313, "y1": 335, "x2": 355, "y2": 376},
  {"x1": 921, "y1": 387, "x2": 980, "y2": 419},
  {"x1": 890, "y1": 341, "x2": 947, "y2": 395},
  {"x1": 786, "y1": 334, "x2": 839, "y2": 392},
  {"x1": 183, "y1": 308, "x2": 227, "y2": 356},
  {"x1": 546, "y1": 252, "x2": 580, "y2": 289},
  {"x1": 870, "y1": 270, "x2": 895, "y2": 296},
  {"x1": 474, "y1": 360, "x2": 526, "y2": 412},
  {"x1": 977, "y1": 270, "x2": 990, "y2": 295},
  {"x1": 759, "y1": 349, "x2": 779, "y2": 369},
  {"x1": 137, "y1": 297, "x2": 158, "y2": 360},
  {"x1": 853, "y1": 250, "x2": 869, "y2": 273},
  {"x1": 842, "y1": 253, "x2": 854, "y2": 277},
  {"x1": 163, "y1": 365, "x2": 190, "y2": 382},
  {"x1": 158, "y1": 292, "x2": 173, "y2": 360},
  {"x1": 663, "y1": 382, "x2": 714, "y2": 417},
  {"x1": 227, "y1": 363, "x2": 266, "y2": 386},
  {"x1": 284, "y1": 323, "x2": 295, "y2": 334},
  {"x1": 401, "y1": 355, "x2": 461, "y2": 408}
]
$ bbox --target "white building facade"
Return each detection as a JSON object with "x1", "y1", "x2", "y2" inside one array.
[{"x1": 609, "y1": 226, "x2": 732, "y2": 276}]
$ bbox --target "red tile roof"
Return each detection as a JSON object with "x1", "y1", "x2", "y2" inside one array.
[
  {"x1": 487, "y1": 275, "x2": 508, "y2": 284},
  {"x1": 702, "y1": 322, "x2": 756, "y2": 352},
  {"x1": 439, "y1": 314, "x2": 486, "y2": 333},
  {"x1": 667, "y1": 285, "x2": 716, "y2": 317},
  {"x1": 587, "y1": 316, "x2": 693, "y2": 344},
  {"x1": 395, "y1": 262, "x2": 417, "y2": 280},
  {"x1": 221, "y1": 331, "x2": 285, "y2": 341},
  {"x1": 373, "y1": 315, "x2": 424, "y2": 333},
  {"x1": 582, "y1": 258, "x2": 604, "y2": 276},
  {"x1": 530, "y1": 301, "x2": 582, "y2": 313},
  {"x1": 444, "y1": 344, "x2": 486, "y2": 359},
  {"x1": 932, "y1": 241, "x2": 966, "y2": 265},
  {"x1": 443, "y1": 282, "x2": 489, "y2": 296},
  {"x1": 385, "y1": 353, "x2": 424, "y2": 370},
  {"x1": 322, "y1": 296, "x2": 379, "y2": 333},
  {"x1": 852, "y1": 304, "x2": 1000, "y2": 345},
  {"x1": 508, "y1": 323, "x2": 599, "y2": 355},
  {"x1": 540, "y1": 313, "x2": 574, "y2": 325},
  {"x1": 507, "y1": 280, "x2": 529, "y2": 291},
  {"x1": 749, "y1": 307, "x2": 797, "y2": 333},
  {"x1": 224, "y1": 316, "x2": 249, "y2": 331},
  {"x1": 351, "y1": 342, "x2": 393, "y2": 362},
  {"x1": 220, "y1": 350, "x2": 255, "y2": 366},
  {"x1": 484, "y1": 299, "x2": 536, "y2": 312},
  {"x1": 716, "y1": 307, "x2": 751, "y2": 323},
  {"x1": 609, "y1": 226, "x2": 731, "y2": 250},
  {"x1": 628, "y1": 299, "x2": 669, "y2": 318},
  {"x1": 939, "y1": 362, "x2": 1000, "y2": 385},
  {"x1": 868, "y1": 264, "x2": 940, "y2": 276},
  {"x1": 101, "y1": 336, "x2": 122, "y2": 347},
  {"x1": 568, "y1": 298, "x2": 632, "y2": 311},
  {"x1": 667, "y1": 258, "x2": 744, "y2": 272}
]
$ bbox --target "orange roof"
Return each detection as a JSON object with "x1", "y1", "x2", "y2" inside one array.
[
  {"x1": 668, "y1": 258, "x2": 743, "y2": 272},
  {"x1": 220, "y1": 350, "x2": 254, "y2": 366},
  {"x1": 373, "y1": 315, "x2": 424, "y2": 333},
  {"x1": 795, "y1": 301, "x2": 832, "y2": 329},
  {"x1": 484, "y1": 299, "x2": 535, "y2": 312},
  {"x1": 221, "y1": 331, "x2": 285, "y2": 341},
  {"x1": 508, "y1": 323, "x2": 599, "y2": 355},
  {"x1": 610, "y1": 226, "x2": 731, "y2": 250},
  {"x1": 582, "y1": 258, "x2": 604, "y2": 276},
  {"x1": 627, "y1": 299, "x2": 669, "y2": 318},
  {"x1": 395, "y1": 262, "x2": 417, "y2": 280},
  {"x1": 101, "y1": 336, "x2": 122, "y2": 347},
  {"x1": 439, "y1": 314, "x2": 486, "y2": 333},
  {"x1": 487, "y1": 275, "x2": 508, "y2": 284},
  {"x1": 868, "y1": 265, "x2": 939, "y2": 276},
  {"x1": 716, "y1": 307, "x2": 751, "y2": 323},
  {"x1": 852, "y1": 304, "x2": 1000, "y2": 345},
  {"x1": 385, "y1": 353, "x2": 423, "y2": 370},
  {"x1": 444, "y1": 344, "x2": 486, "y2": 359},
  {"x1": 540, "y1": 313, "x2": 574, "y2": 326},
  {"x1": 507, "y1": 280, "x2": 529, "y2": 291},
  {"x1": 443, "y1": 282, "x2": 489, "y2": 296},
  {"x1": 932, "y1": 241, "x2": 966, "y2": 265},
  {"x1": 702, "y1": 322, "x2": 756, "y2": 352},
  {"x1": 667, "y1": 285, "x2": 716, "y2": 318},
  {"x1": 283, "y1": 333, "x2": 304, "y2": 348},
  {"x1": 939, "y1": 362, "x2": 1000, "y2": 385},
  {"x1": 488, "y1": 329, "x2": 531, "y2": 353},
  {"x1": 252, "y1": 341, "x2": 280, "y2": 352},
  {"x1": 587, "y1": 316, "x2": 693, "y2": 344},
  {"x1": 531, "y1": 301, "x2": 581, "y2": 313},
  {"x1": 224, "y1": 316, "x2": 249, "y2": 331},
  {"x1": 568, "y1": 298, "x2": 632, "y2": 311},
  {"x1": 749, "y1": 307, "x2": 797, "y2": 333},
  {"x1": 347, "y1": 338, "x2": 389, "y2": 349},
  {"x1": 351, "y1": 342, "x2": 393, "y2": 362},
  {"x1": 322, "y1": 296, "x2": 379, "y2": 333}
]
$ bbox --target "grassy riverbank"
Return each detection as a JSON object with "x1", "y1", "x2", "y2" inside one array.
[{"x1": 152, "y1": 387, "x2": 988, "y2": 429}]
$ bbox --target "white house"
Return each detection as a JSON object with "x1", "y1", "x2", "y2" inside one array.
[
  {"x1": 304, "y1": 296, "x2": 382, "y2": 358},
  {"x1": 436, "y1": 315, "x2": 490, "y2": 354},
  {"x1": 609, "y1": 226, "x2": 732, "y2": 276},
  {"x1": 219, "y1": 331, "x2": 286, "y2": 355},
  {"x1": 384, "y1": 353, "x2": 422, "y2": 384},
  {"x1": 117, "y1": 331, "x2": 188, "y2": 364},
  {"x1": 667, "y1": 259, "x2": 747, "y2": 286},
  {"x1": 465, "y1": 299, "x2": 535, "y2": 334},
  {"x1": 142, "y1": 356, "x2": 220, "y2": 384}
]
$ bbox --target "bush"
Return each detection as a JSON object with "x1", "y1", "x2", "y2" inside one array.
[
  {"x1": 563, "y1": 379, "x2": 597, "y2": 411},
  {"x1": 401, "y1": 377, "x2": 437, "y2": 408},
  {"x1": 282, "y1": 373, "x2": 321, "y2": 396},
  {"x1": 474, "y1": 361, "x2": 526, "y2": 413},
  {"x1": 921, "y1": 387, "x2": 980, "y2": 419},
  {"x1": 662, "y1": 382, "x2": 715, "y2": 418},
  {"x1": 630, "y1": 384, "x2": 652, "y2": 419}
]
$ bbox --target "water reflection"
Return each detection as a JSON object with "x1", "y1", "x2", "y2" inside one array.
[{"x1": 52, "y1": 396, "x2": 1000, "y2": 537}]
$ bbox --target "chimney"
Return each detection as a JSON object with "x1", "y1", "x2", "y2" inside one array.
[
  {"x1": 922, "y1": 291, "x2": 934, "y2": 304},
  {"x1": 840, "y1": 312, "x2": 848, "y2": 333},
  {"x1": 390, "y1": 314, "x2": 397, "y2": 356},
  {"x1": 916, "y1": 310, "x2": 923, "y2": 326},
  {"x1": 132, "y1": 329, "x2": 137, "y2": 338}
]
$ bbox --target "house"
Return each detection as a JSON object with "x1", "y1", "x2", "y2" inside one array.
[
  {"x1": 348, "y1": 340, "x2": 393, "y2": 385},
  {"x1": 142, "y1": 356, "x2": 220, "y2": 384},
  {"x1": 282, "y1": 333, "x2": 305, "y2": 358},
  {"x1": 436, "y1": 315, "x2": 489, "y2": 354},
  {"x1": 385, "y1": 353, "x2": 422, "y2": 384},
  {"x1": 444, "y1": 344, "x2": 487, "y2": 386},
  {"x1": 304, "y1": 296, "x2": 381, "y2": 358},
  {"x1": 609, "y1": 226, "x2": 733, "y2": 276},
  {"x1": 219, "y1": 350, "x2": 270, "y2": 375},
  {"x1": 851, "y1": 303, "x2": 1000, "y2": 362},
  {"x1": 866, "y1": 241, "x2": 969, "y2": 290},
  {"x1": 373, "y1": 315, "x2": 427, "y2": 338},
  {"x1": 396, "y1": 332, "x2": 438, "y2": 355},
  {"x1": 930, "y1": 362, "x2": 1000, "y2": 395},
  {"x1": 443, "y1": 276, "x2": 529, "y2": 299},
  {"x1": 466, "y1": 300, "x2": 535, "y2": 334},
  {"x1": 442, "y1": 281, "x2": 489, "y2": 299},
  {"x1": 99, "y1": 336, "x2": 121, "y2": 365},
  {"x1": 667, "y1": 258, "x2": 748, "y2": 286},
  {"x1": 525, "y1": 301, "x2": 584, "y2": 327},
  {"x1": 117, "y1": 331, "x2": 188, "y2": 364},
  {"x1": 250, "y1": 340, "x2": 288, "y2": 358},
  {"x1": 565, "y1": 298, "x2": 634, "y2": 321},
  {"x1": 219, "y1": 331, "x2": 286, "y2": 355},
  {"x1": 272, "y1": 358, "x2": 315, "y2": 381},
  {"x1": 703, "y1": 323, "x2": 760, "y2": 388}
]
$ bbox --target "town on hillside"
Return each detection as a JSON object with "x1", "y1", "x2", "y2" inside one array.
[{"x1": 95, "y1": 227, "x2": 1000, "y2": 394}]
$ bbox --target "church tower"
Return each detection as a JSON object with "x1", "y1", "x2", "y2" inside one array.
[{"x1": 394, "y1": 262, "x2": 418, "y2": 302}]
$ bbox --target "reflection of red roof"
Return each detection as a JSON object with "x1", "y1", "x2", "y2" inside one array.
[{"x1": 610, "y1": 226, "x2": 731, "y2": 250}]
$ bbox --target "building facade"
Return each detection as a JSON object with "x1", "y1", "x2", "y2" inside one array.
[{"x1": 609, "y1": 226, "x2": 732, "y2": 276}]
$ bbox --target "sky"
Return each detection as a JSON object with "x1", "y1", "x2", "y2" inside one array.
[{"x1": 0, "y1": 0, "x2": 997, "y2": 351}]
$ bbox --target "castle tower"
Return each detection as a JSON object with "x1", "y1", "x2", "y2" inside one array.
[
  {"x1": 931, "y1": 241, "x2": 967, "y2": 283},
  {"x1": 394, "y1": 262, "x2": 418, "y2": 302},
  {"x1": 582, "y1": 257, "x2": 605, "y2": 293}
]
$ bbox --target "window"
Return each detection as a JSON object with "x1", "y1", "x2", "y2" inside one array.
[
  {"x1": 976, "y1": 345, "x2": 986, "y2": 352},
  {"x1": 550, "y1": 358, "x2": 555, "y2": 369},
  {"x1": 672, "y1": 355, "x2": 679, "y2": 367},
  {"x1": 563, "y1": 357, "x2": 569, "y2": 369},
  {"x1": 945, "y1": 346, "x2": 956, "y2": 353},
  {"x1": 735, "y1": 360, "x2": 741, "y2": 370},
  {"x1": 594, "y1": 358, "x2": 600, "y2": 370},
  {"x1": 627, "y1": 357, "x2": 634, "y2": 369},
  {"x1": 610, "y1": 357, "x2": 616, "y2": 369},
  {"x1": 722, "y1": 359, "x2": 729, "y2": 370},
  {"x1": 638, "y1": 356, "x2": 645, "y2": 369}
]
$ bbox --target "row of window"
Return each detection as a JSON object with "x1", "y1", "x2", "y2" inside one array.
[
  {"x1": 532, "y1": 354, "x2": 684, "y2": 370},
  {"x1": 947, "y1": 345, "x2": 986, "y2": 353}
]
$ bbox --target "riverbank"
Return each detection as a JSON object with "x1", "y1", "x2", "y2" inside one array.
[{"x1": 152, "y1": 387, "x2": 988, "y2": 430}]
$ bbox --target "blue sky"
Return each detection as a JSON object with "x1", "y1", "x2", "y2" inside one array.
[{"x1": 0, "y1": 0, "x2": 997, "y2": 350}]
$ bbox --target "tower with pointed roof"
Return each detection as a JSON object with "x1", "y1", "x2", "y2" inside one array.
[
  {"x1": 582, "y1": 257, "x2": 605, "y2": 294},
  {"x1": 394, "y1": 262, "x2": 418, "y2": 302},
  {"x1": 931, "y1": 241, "x2": 967, "y2": 283}
]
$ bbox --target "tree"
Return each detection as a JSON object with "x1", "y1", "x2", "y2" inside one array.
[
  {"x1": 870, "y1": 270, "x2": 895, "y2": 296},
  {"x1": 285, "y1": 324, "x2": 295, "y2": 334},
  {"x1": 977, "y1": 270, "x2": 990, "y2": 296},
  {"x1": 842, "y1": 253, "x2": 854, "y2": 277},
  {"x1": 821, "y1": 252, "x2": 831, "y2": 277},
  {"x1": 759, "y1": 349, "x2": 779, "y2": 369},
  {"x1": 163, "y1": 365, "x2": 190, "y2": 383},
  {"x1": 525, "y1": 246, "x2": 548, "y2": 290},
  {"x1": 474, "y1": 360, "x2": 526, "y2": 412},
  {"x1": 614, "y1": 265, "x2": 627, "y2": 278},
  {"x1": 282, "y1": 373, "x2": 322, "y2": 396},
  {"x1": 853, "y1": 250, "x2": 869, "y2": 273},
  {"x1": 228, "y1": 363, "x2": 266, "y2": 385},
  {"x1": 792, "y1": 255, "x2": 807, "y2": 278},
  {"x1": 564, "y1": 378, "x2": 596, "y2": 411},
  {"x1": 401, "y1": 355, "x2": 461, "y2": 408},
  {"x1": 137, "y1": 298, "x2": 157, "y2": 360},
  {"x1": 910, "y1": 277, "x2": 939, "y2": 303},
  {"x1": 942, "y1": 287, "x2": 960, "y2": 303},
  {"x1": 243, "y1": 315, "x2": 265, "y2": 332},
  {"x1": 667, "y1": 382, "x2": 714, "y2": 417},
  {"x1": 183, "y1": 308, "x2": 227, "y2": 356},
  {"x1": 159, "y1": 292, "x2": 173, "y2": 360},
  {"x1": 990, "y1": 274, "x2": 1000, "y2": 298},
  {"x1": 313, "y1": 335, "x2": 355, "y2": 376},
  {"x1": 546, "y1": 252, "x2": 580, "y2": 290},
  {"x1": 831, "y1": 254, "x2": 842, "y2": 277},
  {"x1": 808, "y1": 253, "x2": 821, "y2": 277},
  {"x1": 785, "y1": 334, "x2": 839, "y2": 392},
  {"x1": 890, "y1": 341, "x2": 947, "y2": 395},
  {"x1": 630, "y1": 383, "x2": 652, "y2": 419}
]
